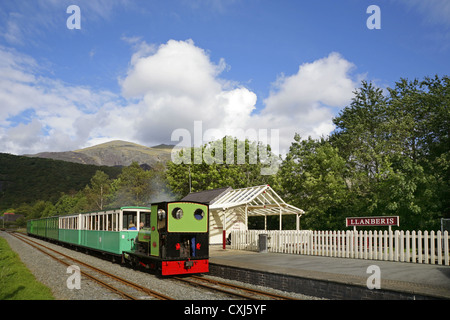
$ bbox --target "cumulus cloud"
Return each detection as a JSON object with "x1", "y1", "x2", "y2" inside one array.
[
  {"x1": 118, "y1": 39, "x2": 257, "y2": 146},
  {"x1": 0, "y1": 39, "x2": 358, "y2": 158},
  {"x1": 119, "y1": 41, "x2": 357, "y2": 155},
  {"x1": 249, "y1": 52, "x2": 357, "y2": 154},
  {"x1": 0, "y1": 46, "x2": 119, "y2": 154}
]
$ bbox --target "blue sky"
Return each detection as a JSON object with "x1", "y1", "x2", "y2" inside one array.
[{"x1": 0, "y1": 0, "x2": 449, "y2": 155}]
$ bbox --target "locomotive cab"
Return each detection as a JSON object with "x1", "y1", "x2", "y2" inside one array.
[{"x1": 128, "y1": 201, "x2": 209, "y2": 275}]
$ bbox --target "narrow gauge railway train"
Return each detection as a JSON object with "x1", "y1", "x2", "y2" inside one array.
[{"x1": 27, "y1": 201, "x2": 209, "y2": 276}]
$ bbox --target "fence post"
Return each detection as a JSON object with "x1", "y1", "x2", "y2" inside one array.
[
  {"x1": 445, "y1": 231, "x2": 449, "y2": 266},
  {"x1": 314, "y1": 231, "x2": 318, "y2": 255},
  {"x1": 348, "y1": 231, "x2": 352, "y2": 258},
  {"x1": 411, "y1": 231, "x2": 416, "y2": 263},
  {"x1": 405, "y1": 230, "x2": 410, "y2": 263},
  {"x1": 418, "y1": 231, "x2": 423, "y2": 263},
  {"x1": 378, "y1": 230, "x2": 383, "y2": 261},
  {"x1": 334, "y1": 231, "x2": 338, "y2": 257},
  {"x1": 430, "y1": 231, "x2": 435, "y2": 265},
  {"x1": 320, "y1": 230, "x2": 324, "y2": 256},
  {"x1": 400, "y1": 230, "x2": 404, "y2": 262},
  {"x1": 364, "y1": 230, "x2": 368, "y2": 259},
  {"x1": 313, "y1": 231, "x2": 317, "y2": 256},
  {"x1": 359, "y1": 230, "x2": 363, "y2": 259},
  {"x1": 306, "y1": 231, "x2": 310, "y2": 255},
  {"x1": 338, "y1": 231, "x2": 342, "y2": 258},
  {"x1": 424, "y1": 231, "x2": 429, "y2": 264},
  {"x1": 437, "y1": 231, "x2": 442, "y2": 265},
  {"x1": 394, "y1": 230, "x2": 399, "y2": 262}
]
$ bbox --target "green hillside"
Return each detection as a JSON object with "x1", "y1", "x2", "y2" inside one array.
[
  {"x1": 27, "y1": 140, "x2": 173, "y2": 167},
  {"x1": 0, "y1": 153, "x2": 122, "y2": 211}
]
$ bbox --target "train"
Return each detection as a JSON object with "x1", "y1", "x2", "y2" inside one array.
[{"x1": 26, "y1": 201, "x2": 209, "y2": 276}]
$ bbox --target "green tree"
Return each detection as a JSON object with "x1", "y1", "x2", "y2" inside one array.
[
  {"x1": 166, "y1": 136, "x2": 280, "y2": 197},
  {"x1": 28, "y1": 200, "x2": 55, "y2": 219},
  {"x1": 280, "y1": 135, "x2": 349, "y2": 229},
  {"x1": 329, "y1": 76, "x2": 449, "y2": 229},
  {"x1": 53, "y1": 192, "x2": 87, "y2": 216},
  {"x1": 385, "y1": 75, "x2": 450, "y2": 226},
  {"x1": 112, "y1": 162, "x2": 154, "y2": 206},
  {"x1": 84, "y1": 170, "x2": 112, "y2": 211}
]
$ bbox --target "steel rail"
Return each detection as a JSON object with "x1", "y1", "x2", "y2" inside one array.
[
  {"x1": 174, "y1": 275, "x2": 298, "y2": 300},
  {"x1": 12, "y1": 232, "x2": 173, "y2": 300},
  {"x1": 190, "y1": 275, "x2": 299, "y2": 300}
]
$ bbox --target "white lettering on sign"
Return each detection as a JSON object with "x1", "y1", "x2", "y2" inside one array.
[{"x1": 346, "y1": 216, "x2": 399, "y2": 227}]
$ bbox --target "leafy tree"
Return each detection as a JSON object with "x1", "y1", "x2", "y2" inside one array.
[
  {"x1": 112, "y1": 162, "x2": 154, "y2": 206},
  {"x1": 84, "y1": 170, "x2": 112, "y2": 211},
  {"x1": 166, "y1": 136, "x2": 280, "y2": 197},
  {"x1": 280, "y1": 135, "x2": 350, "y2": 229},
  {"x1": 329, "y1": 76, "x2": 449, "y2": 230}
]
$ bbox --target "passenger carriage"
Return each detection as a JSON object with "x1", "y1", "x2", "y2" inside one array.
[
  {"x1": 27, "y1": 206, "x2": 151, "y2": 257},
  {"x1": 26, "y1": 202, "x2": 210, "y2": 276}
]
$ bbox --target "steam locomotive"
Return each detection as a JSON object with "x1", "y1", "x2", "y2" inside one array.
[{"x1": 27, "y1": 201, "x2": 209, "y2": 276}]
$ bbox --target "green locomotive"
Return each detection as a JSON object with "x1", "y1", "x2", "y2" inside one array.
[{"x1": 27, "y1": 201, "x2": 209, "y2": 276}]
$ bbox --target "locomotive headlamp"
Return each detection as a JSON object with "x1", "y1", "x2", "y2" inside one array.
[{"x1": 157, "y1": 209, "x2": 166, "y2": 220}]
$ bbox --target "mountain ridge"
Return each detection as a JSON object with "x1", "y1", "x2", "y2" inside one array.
[{"x1": 24, "y1": 140, "x2": 175, "y2": 167}]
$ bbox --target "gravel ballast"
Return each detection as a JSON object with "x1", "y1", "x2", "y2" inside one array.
[{"x1": 1, "y1": 231, "x2": 324, "y2": 300}]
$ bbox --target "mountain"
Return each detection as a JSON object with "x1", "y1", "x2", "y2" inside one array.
[
  {"x1": 24, "y1": 140, "x2": 175, "y2": 168},
  {"x1": 0, "y1": 153, "x2": 122, "y2": 211}
]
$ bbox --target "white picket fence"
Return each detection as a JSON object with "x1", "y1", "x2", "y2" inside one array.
[{"x1": 230, "y1": 229, "x2": 450, "y2": 265}]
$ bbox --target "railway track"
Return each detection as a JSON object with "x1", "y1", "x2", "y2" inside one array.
[
  {"x1": 10, "y1": 232, "x2": 173, "y2": 300},
  {"x1": 174, "y1": 275, "x2": 299, "y2": 300},
  {"x1": 10, "y1": 232, "x2": 300, "y2": 300}
]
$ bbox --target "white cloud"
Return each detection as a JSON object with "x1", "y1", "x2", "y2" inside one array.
[
  {"x1": 249, "y1": 52, "x2": 357, "y2": 154},
  {"x1": 119, "y1": 39, "x2": 257, "y2": 145},
  {"x1": 121, "y1": 39, "x2": 223, "y2": 99},
  {"x1": 118, "y1": 40, "x2": 357, "y2": 156},
  {"x1": 0, "y1": 40, "x2": 358, "y2": 159},
  {"x1": 0, "y1": 46, "x2": 118, "y2": 154}
]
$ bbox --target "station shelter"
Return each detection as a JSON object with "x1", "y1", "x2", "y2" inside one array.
[{"x1": 181, "y1": 185, "x2": 304, "y2": 245}]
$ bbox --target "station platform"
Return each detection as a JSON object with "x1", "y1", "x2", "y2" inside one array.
[{"x1": 208, "y1": 246, "x2": 450, "y2": 300}]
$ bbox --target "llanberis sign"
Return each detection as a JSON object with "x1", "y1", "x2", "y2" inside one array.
[{"x1": 346, "y1": 216, "x2": 399, "y2": 227}]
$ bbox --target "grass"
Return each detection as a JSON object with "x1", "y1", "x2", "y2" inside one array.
[{"x1": 0, "y1": 236, "x2": 54, "y2": 300}]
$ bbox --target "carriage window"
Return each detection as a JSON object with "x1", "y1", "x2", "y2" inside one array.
[
  {"x1": 99, "y1": 214, "x2": 104, "y2": 230},
  {"x1": 123, "y1": 211, "x2": 137, "y2": 230},
  {"x1": 113, "y1": 213, "x2": 118, "y2": 231},
  {"x1": 106, "y1": 214, "x2": 111, "y2": 230},
  {"x1": 140, "y1": 212, "x2": 151, "y2": 229}
]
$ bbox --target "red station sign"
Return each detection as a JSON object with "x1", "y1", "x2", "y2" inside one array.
[{"x1": 346, "y1": 216, "x2": 399, "y2": 227}]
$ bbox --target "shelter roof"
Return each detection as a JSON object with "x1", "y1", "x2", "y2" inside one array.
[
  {"x1": 180, "y1": 187, "x2": 232, "y2": 205},
  {"x1": 209, "y1": 185, "x2": 304, "y2": 217}
]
